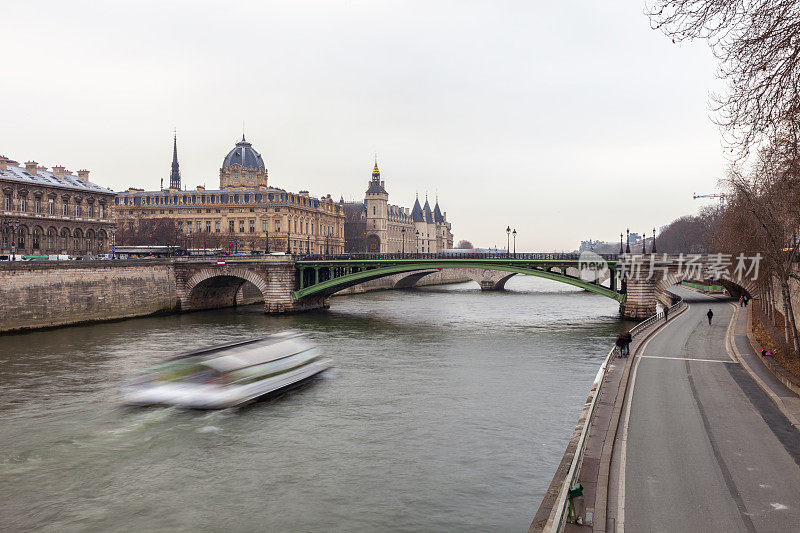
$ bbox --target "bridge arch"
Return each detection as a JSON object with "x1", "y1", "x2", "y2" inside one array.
[
  {"x1": 293, "y1": 260, "x2": 621, "y2": 302},
  {"x1": 182, "y1": 267, "x2": 269, "y2": 311}
]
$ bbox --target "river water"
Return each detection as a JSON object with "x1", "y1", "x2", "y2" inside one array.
[{"x1": 0, "y1": 276, "x2": 631, "y2": 532}]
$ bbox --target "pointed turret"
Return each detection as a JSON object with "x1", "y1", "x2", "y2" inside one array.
[
  {"x1": 411, "y1": 194, "x2": 424, "y2": 222},
  {"x1": 169, "y1": 132, "x2": 181, "y2": 189},
  {"x1": 433, "y1": 200, "x2": 444, "y2": 223},
  {"x1": 423, "y1": 196, "x2": 434, "y2": 223}
]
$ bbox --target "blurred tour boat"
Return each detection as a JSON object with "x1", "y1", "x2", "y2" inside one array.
[{"x1": 123, "y1": 331, "x2": 331, "y2": 409}]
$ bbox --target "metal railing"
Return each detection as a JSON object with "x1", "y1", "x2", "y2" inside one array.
[
  {"x1": 546, "y1": 294, "x2": 686, "y2": 531},
  {"x1": 297, "y1": 252, "x2": 619, "y2": 261}
]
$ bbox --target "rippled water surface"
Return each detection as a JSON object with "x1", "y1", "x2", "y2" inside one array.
[{"x1": 0, "y1": 276, "x2": 632, "y2": 532}]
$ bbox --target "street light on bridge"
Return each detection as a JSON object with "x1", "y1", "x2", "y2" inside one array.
[
  {"x1": 401, "y1": 227, "x2": 406, "y2": 255},
  {"x1": 619, "y1": 233, "x2": 624, "y2": 255},
  {"x1": 625, "y1": 228, "x2": 630, "y2": 254},
  {"x1": 512, "y1": 228, "x2": 517, "y2": 257},
  {"x1": 642, "y1": 230, "x2": 647, "y2": 254},
  {"x1": 652, "y1": 227, "x2": 657, "y2": 253},
  {"x1": 506, "y1": 226, "x2": 511, "y2": 257}
]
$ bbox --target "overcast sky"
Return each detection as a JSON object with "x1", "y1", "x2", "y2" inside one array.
[{"x1": 1, "y1": 1, "x2": 726, "y2": 250}]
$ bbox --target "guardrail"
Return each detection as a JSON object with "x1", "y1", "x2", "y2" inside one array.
[
  {"x1": 545, "y1": 294, "x2": 686, "y2": 531},
  {"x1": 297, "y1": 252, "x2": 619, "y2": 261}
]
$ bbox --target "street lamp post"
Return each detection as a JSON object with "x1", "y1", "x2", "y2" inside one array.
[
  {"x1": 652, "y1": 227, "x2": 657, "y2": 253},
  {"x1": 619, "y1": 233, "x2": 624, "y2": 255},
  {"x1": 415, "y1": 230, "x2": 419, "y2": 257},
  {"x1": 401, "y1": 227, "x2": 406, "y2": 255},
  {"x1": 642, "y1": 230, "x2": 647, "y2": 254},
  {"x1": 307, "y1": 235, "x2": 310, "y2": 255},
  {"x1": 286, "y1": 229, "x2": 291, "y2": 255},
  {"x1": 265, "y1": 224, "x2": 270, "y2": 254},
  {"x1": 506, "y1": 226, "x2": 511, "y2": 257},
  {"x1": 512, "y1": 228, "x2": 517, "y2": 257},
  {"x1": 625, "y1": 228, "x2": 630, "y2": 254}
]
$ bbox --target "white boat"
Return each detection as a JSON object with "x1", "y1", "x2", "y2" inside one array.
[{"x1": 122, "y1": 332, "x2": 332, "y2": 409}]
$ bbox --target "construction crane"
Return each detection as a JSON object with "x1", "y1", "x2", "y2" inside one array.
[{"x1": 693, "y1": 192, "x2": 726, "y2": 205}]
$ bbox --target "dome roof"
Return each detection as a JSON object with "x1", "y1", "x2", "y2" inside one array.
[{"x1": 221, "y1": 135, "x2": 265, "y2": 171}]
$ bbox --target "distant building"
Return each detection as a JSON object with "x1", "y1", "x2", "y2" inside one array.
[
  {"x1": 114, "y1": 135, "x2": 345, "y2": 254},
  {"x1": 0, "y1": 155, "x2": 115, "y2": 256},
  {"x1": 342, "y1": 161, "x2": 453, "y2": 253}
]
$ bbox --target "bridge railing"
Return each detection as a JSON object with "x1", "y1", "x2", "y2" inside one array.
[
  {"x1": 544, "y1": 293, "x2": 686, "y2": 532},
  {"x1": 296, "y1": 252, "x2": 619, "y2": 261}
]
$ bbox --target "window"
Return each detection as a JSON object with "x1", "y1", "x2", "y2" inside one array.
[
  {"x1": 32, "y1": 229, "x2": 40, "y2": 249},
  {"x1": 34, "y1": 198, "x2": 40, "y2": 213},
  {"x1": 48, "y1": 199, "x2": 54, "y2": 215},
  {"x1": 249, "y1": 220, "x2": 255, "y2": 233},
  {"x1": 186, "y1": 221, "x2": 192, "y2": 233},
  {"x1": 294, "y1": 220, "x2": 297, "y2": 233},
  {"x1": 46, "y1": 229, "x2": 53, "y2": 249},
  {"x1": 62, "y1": 203, "x2": 68, "y2": 216},
  {"x1": 75, "y1": 204, "x2": 80, "y2": 217},
  {"x1": 215, "y1": 221, "x2": 220, "y2": 232},
  {"x1": 239, "y1": 220, "x2": 245, "y2": 233},
  {"x1": 20, "y1": 198, "x2": 26, "y2": 212},
  {"x1": 275, "y1": 220, "x2": 281, "y2": 232},
  {"x1": 99, "y1": 205, "x2": 104, "y2": 219},
  {"x1": 373, "y1": 206, "x2": 376, "y2": 215},
  {"x1": 3, "y1": 195, "x2": 10, "y2": 210},
  {"x1": 262, "y1": 220, "x2": 268, "y2": 232},
  {"x1": 228, "y1": 220, "x2": 234, "y2": 233},
  {"x1": 18, "y1": 231, "x2": 25, "y2": 250},
  {"x1": 205, "y1": 221, "x2": 211, "y2": 232},
  {"x1": 87, "y1": 204, "x2": 93, "y2": 217},
  {"x1": 61, "y1": 231, "x2": 67, "y2": 249}
]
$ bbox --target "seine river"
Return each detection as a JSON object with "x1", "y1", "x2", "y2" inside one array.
[{"x1": 0, "y1": 276, "x2": 631, "y2": 532}]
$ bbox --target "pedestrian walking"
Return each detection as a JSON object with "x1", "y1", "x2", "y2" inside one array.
[
  {"x1": 624, "y1": 330, "x2": 632, "y2": 356},
  {"x1": 739, "y1": 296, "x2": 744, "y2": 307},
  {"x1": 615, "y1": 333, "x2": 626, "y2": 358},
  {"x1": 664, "y1": 306, "x2": 669, "y2": 321},
  {"x1": 707, "y1": 309, "x2": 714, "y2": 325},
  {"x1": 743, "y1": 295, "x2": 749, "y2": 307}
]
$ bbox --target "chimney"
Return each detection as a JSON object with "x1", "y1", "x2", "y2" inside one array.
[
  {"x1": 52, "y1": 165, "x2": 65, "y2": 178},
  {"x1": 0, "y1": 156, "x2": 7, "y2": 172},
  {"x1": 381, "y1": 181, "x2": 385, "y2": 188},
  {"x1": 25, "y1": 161, "x2": 38, "y2": 176},
  {"x1": 77, "y1": 169, "x2": 90, "y2": 182}
]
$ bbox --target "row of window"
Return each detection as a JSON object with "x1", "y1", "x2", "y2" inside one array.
[
  {"x1": 0, "y1": 228, "x2": 107, "y2": 251},
  {"x1": 3, "y1": 195, "x2": 105, "y2": 218},
  {"x1": 117, "y1": 192, "x2": 340, "y2": 211},
  {"x1": 179, "y1": 218, "x2": 342, "y2": 236}
]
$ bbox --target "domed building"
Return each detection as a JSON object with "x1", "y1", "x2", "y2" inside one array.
[
  {"x1": 114, "y1": 135, "x2": 344, "y2": 254},
  {"x1": 219, "y1": 136, "x2": 269, "y2": 190}
]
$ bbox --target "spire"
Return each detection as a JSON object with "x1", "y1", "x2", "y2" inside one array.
[
  {"x1": 372, "y1": 157, "x2": 380, "y2": 180},
  {"x1": 169, "y1": 131, "x2": 181, "y2": 189}
]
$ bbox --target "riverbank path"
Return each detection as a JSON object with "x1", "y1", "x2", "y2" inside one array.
[{"x1": 607, "y1": 286, "x2": 800, "y2": 532}]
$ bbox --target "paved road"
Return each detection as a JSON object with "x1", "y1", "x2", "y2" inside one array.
[{"x1": 615, "y1": 287, "x2": 800, "y2": 532}]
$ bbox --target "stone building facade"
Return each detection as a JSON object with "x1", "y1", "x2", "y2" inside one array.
[
  {"x1": 0, "y1": 155, "x2": 115, "y2": 256},
  {"x1": 342, "y1": 162, "x2": 453, "y2": 253},
  {"x1": 114, "y1": 135, "x2": 345, "y2": 254}
]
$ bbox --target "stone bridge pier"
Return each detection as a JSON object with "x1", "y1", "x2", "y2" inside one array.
[{"x1": 173, "y1": 257, "x2": 328, "y2": 314}]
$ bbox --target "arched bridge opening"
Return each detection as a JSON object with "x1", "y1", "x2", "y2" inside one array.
[{"x1": 188, "y1": 276, "x2": 265, "y2": 311}]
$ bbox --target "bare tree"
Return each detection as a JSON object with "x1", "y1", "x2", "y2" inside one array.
[
  {"x1": 456, "y1": 240, "x2": 474, "y2": 249},
  {"x1": 717, "y1": 126, "x2": 800, "y2": 357}
]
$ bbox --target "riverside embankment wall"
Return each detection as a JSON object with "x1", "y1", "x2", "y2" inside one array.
[{"x1": 0, "y1": 261, "x2": 178, "y2": 333}]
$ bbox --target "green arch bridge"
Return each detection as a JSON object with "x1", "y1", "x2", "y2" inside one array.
[{"x1": 291, "y1": 253, "x2": 623, "y2": 302}]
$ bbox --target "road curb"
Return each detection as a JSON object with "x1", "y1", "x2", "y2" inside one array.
[
  {"x1": 725, "y1": 304, "x2": 800, "y2": 428},
  {"x1": 593, "y1": 302, "x2": 689, "y2": 532}
]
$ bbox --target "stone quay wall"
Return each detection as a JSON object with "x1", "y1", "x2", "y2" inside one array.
[{"x1": 0, "y1": 260, "x2": 178, "y2": 333}]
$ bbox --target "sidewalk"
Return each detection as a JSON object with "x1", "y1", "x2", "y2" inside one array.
[{"x1": 728, "y1": 304, "x2": 800, "y2": 427}]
